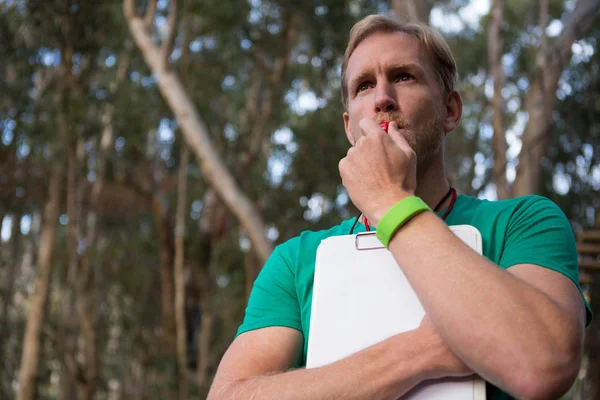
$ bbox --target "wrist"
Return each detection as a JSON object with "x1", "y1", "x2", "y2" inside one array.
[
  {"x1": 397, "y1": 329, "x2": 447, "y2": 383},
  {"x1": 375, "y1": 195, "x2": 430, "y2": 248},
  {"x1": 385, "y1": 329, "x2": 441, "y2": 389},
  {"x1": 410, "y1": 327, "x2": 451, "y2": 381},
  {"x1": 366, "y1": 189, "x2": 413, "y2": 226}
]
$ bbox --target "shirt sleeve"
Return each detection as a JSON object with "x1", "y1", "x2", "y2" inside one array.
[
  {"x1": 236, "y1": 241, "x2": 302, "y2": 337},
  {"x1": 499, "y1": 196, "x2": 593, "y2": 325}
]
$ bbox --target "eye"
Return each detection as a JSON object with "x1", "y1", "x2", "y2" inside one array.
[
  {"x1": 395, "y1": 72, "x2": 414, "y2": 82},
  {"x1": 356, "y1": 82, "x2": 372, "y2": 93}
]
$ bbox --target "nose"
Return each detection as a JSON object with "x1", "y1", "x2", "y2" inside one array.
[{"x1": 374, "y1": 82, "x2": 398, "y2": 113}]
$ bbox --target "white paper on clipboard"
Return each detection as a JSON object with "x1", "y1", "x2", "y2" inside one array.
[{"x1": 306, "y1": 225, "x2": 486, "y2": 400}]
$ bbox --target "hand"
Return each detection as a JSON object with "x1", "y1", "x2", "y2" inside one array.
[
  {"x1": 418, "y1": 316, "x2": 472, "y2": 380},
  {"x1": 338, "y1": 119, "x2": 417, "y2": 226}
]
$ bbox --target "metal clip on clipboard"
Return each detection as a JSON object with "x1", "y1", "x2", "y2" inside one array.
[{"x1": 354, "y1": 231, "x2": 386, "y2": 251}]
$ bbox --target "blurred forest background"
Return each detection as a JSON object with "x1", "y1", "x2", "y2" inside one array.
[{"x1": 1, "y1": 0, "x2": 600, "y2": 399}]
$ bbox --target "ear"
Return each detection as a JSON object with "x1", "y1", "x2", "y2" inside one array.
[
  {"x1": 343, "y1": 111, "x2": 355, "y2": 145},
  {"x1": 442, "y1": 90, "x2": 463, "y2": 134}
]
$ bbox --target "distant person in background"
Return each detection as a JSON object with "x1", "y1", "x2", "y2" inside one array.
[{"x1": 208, "y1": 13, "x2": 591, "y2": 400}]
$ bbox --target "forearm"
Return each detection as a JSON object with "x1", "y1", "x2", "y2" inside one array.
[
  {"x1": 210, "y1": 330, "x2": 437, "y2": 400},
  {"x1": 388, "y1": 211, "x2": 581, "y2": 394}
]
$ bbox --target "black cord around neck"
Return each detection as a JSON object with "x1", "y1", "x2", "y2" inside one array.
[
  {"x1": 433, "y1": 186, "x2": 453, "y2": 212},
  {"x1": 348, "y1": 186, "x2": 454, "y2": 235}
]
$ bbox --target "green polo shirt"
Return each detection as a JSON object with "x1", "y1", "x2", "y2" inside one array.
[{"x1": 237, "y1": 194, "x2": 592, "y2": 399}]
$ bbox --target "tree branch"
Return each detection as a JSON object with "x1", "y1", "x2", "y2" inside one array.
[
  {"x1": 551, "y1": 0, "x2": 600, "y2": 85},
  {"x1": 392, "y1": 0, "x2": 435, "y2": 23},
  {"x1": 487, "y1": 0, "x2": 509, "y2": 199},
  {"x1": 123, "y1": 0, "x2": 137, "y2": 21},
  {"x1": 237, "y1": 62, "x2": 264, "y2": 133},
  {"x1": 536, "y1": 0, "x2": 549, "y2": 71},
  {"x1": 123, "y1": 0, "x2": 273, "y2": 263},
  {"x1": 174, "y1": 9, "x2": 191, "y2": 396},
  {"x1": 115, "y1": 40, "x2": 133, "y2": 85},
  {"x1": 160, "y1": 0, "x2": 179, "y2": 70},
  {"x1": 144, "y1": 0, "x2": 158, "y2": 30},
  {"x1": 393, "y1": 0, "x2": 419, "y2": 22},
  {"x1": 16, "y1": 162, "x2": 62, "y2": 400},
  {"x1": 464, "y1": 100, "x2": 487, "y2": 197},
  {"x1": 513, "y1": 0, "x2": 600, "y2": 196},
  {"x1": 249, "y1": 14, "x2": 299, "y2": 158},
  {"x1": 174, "y1": 144, "x2": 189, "y2": 399}
]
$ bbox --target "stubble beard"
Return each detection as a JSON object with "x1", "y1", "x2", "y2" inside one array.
[
  {"x1": 351, "y1": 112, "x2": 444, "y2": 167},
  {"x1": 410, "y1": 114, "x2": 444, "y2": 168}
]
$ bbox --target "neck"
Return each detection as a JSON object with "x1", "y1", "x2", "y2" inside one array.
[{"x1": 414, "y1": 154, "x2": 452, "y2": 212}]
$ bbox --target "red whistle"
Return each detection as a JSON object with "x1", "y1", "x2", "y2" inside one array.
[{"x1": 360, "y1": 121, "x2": 391, "y2": 233}]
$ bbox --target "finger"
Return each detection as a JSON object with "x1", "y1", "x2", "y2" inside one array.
[
  {"x1": 358, "y1": 118, "x2": 386, "y2": 137},
  {"x1": 387, "y1": 121, "x2": 414, "y2": 154},
  {"x1": 338, "y1": 156, "x2": 348, "y2": 177}
]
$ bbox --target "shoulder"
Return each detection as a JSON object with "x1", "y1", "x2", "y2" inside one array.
[
  {"x1": 480, "y1": 195, "x2": 577, "y2": 266},
  {"x1": 456, "y1": 194, "x2": 567, "y2": 222},
  {"x1": 275, "y1": 219, "x2": 357, "y2": 262},
  {"x1": 451, "y1": 194, "x2": 574, "y2": 258},
  {"x1": 493, "y1": 195, "x2": 570, "y2": 229}
]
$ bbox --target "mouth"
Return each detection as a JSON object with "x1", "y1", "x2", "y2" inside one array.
[{"x1": 377, "y1": 121, "x2": 407, "y2": 132}]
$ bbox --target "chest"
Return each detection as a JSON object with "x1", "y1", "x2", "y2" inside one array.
[{"x1": 294, "y1": 220, "x2": 508, "y2": 365}]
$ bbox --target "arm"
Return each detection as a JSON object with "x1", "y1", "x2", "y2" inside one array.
[
  {"x1": 208, "y1": 325, "x2": 470, "y2": 400},
  {"x1": 340, "y1": 119, "x2": 586, "y2": 399},
  {"x1": 385, "y1": 211, "x2": 585, "y2": 399}
]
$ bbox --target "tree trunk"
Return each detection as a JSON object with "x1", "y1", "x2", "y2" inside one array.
[
  {"x1": 76, "y1": 172, "x2": 100, "y2": 400},
  {"x1": 488, "y1": 0, "x2": 510, "y2": 200},
  {"x1": 0, "y1": 211, "x2": 24, "y2": 396},
  {"x1": 58, "y1": 241, "x2": 77, "y2": 400},
  {"x1": 74, "y1": 41, "x2": 129, "y2": 399},
  {"x1": 66, "y1": 130, "x2": 99, "y2": 400},
  {"x1": 195, "y1": 189, "x2": 225, "y2": 387},
  {"x1": 196, "y1": 303, "x2": 214, "y2": 388},
  {"x1": 0, "y1": 211, "x2": 5, "y2": 239},
  {"x1": 245, "y1": 251, "x2": 260, "y2": 303},
  {"x1": 75, "y1": 289, "x2": 98, "y2": 400},
  {"x1": 152, "y1": 193, "x2": 178, "y2": 354},
  {"x1": 17, "y1": 164, "x2": 61, "y2": 400},
  {"x1": 123, "y1": 0, "x2": 273, "y2": 264},
  {"x1": 174, "y1": 145, "x2": 190, "y2": 399},
  {"x1": 584, "y1": 272, "x2": 600, "y2": 399},
  {"x1": 391, "y1": 0, "x2": 435, "y2": 23},
  {"x1": 1, "y1": 212, "x2": 21, "y2": 323},
  {"x1": 512, "y1": 0, "x2": 600, "y2": 196},
  {"x1": 0, "y1": 211, "x2": 22, "y2": 377}
]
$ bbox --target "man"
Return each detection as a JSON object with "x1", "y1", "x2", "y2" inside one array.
[{"x1": 208, "y1": 14, "x2": 592, "y2": 400}]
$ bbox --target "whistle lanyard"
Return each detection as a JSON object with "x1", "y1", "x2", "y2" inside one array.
[{"x1": 349, "y1": 187, "x2": 457, "y2": 235}]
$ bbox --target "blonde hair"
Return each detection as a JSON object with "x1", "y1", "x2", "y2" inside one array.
[{"x1": 341, "y1": 14, "x2": 457, "y2": 108}]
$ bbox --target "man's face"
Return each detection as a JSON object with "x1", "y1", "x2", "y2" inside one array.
[{"x1": 343, "y1": 32, "x2": 447, "y2": 165}]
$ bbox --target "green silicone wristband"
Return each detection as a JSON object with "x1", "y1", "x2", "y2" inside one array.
[{"x1": 376, "y1": 196, "x2": 431, "y2": 248}]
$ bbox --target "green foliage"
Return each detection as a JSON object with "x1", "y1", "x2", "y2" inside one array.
[
  {"x1": 543, "y1": 18, "x2": 600, "y2": 230},
  {"x1": 2, "y1": 0, "x2": 600, "y2": 398}
]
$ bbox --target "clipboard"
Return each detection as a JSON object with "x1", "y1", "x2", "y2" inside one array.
[{"x1": 306, "y1": 225, "x2": 486, "y2": 400}]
